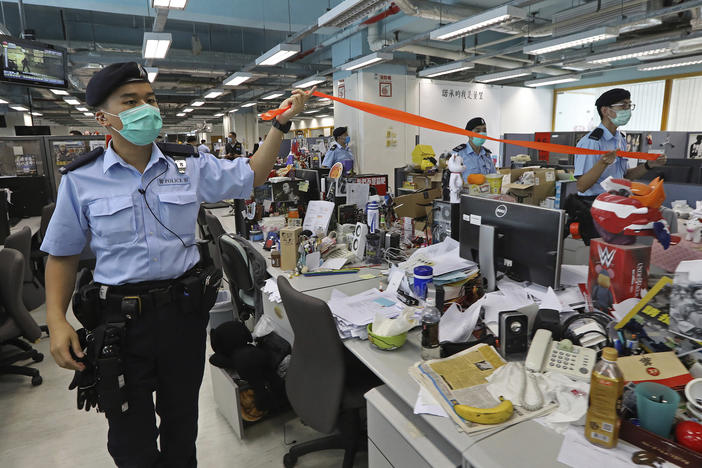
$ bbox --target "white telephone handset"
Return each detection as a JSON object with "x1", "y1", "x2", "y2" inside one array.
[{"x1": 525, "y1": 329, "x2": 596, "y2": 381}]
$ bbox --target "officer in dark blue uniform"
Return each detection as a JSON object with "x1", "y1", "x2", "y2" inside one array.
[{"x1": 42, "y1": 62, "x2": 313, "y2": 467}]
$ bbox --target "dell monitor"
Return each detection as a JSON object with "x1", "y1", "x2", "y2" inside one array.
[
  {"x1": 459, "y1": 195, "x2": 565, "y2": 291},
  {"x1": 295, "y1": 168, "x2": 321, "y2": 201},
  {"x1": 1, "y1": 35, "x2": 68, "y2": 88}
]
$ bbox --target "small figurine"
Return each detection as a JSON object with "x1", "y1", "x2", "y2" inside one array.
[
  {"x1": 447, "y1": 153, "x2": 466, "y2": 204},
  {"x1": 686, "y1": 217, "x2": 702, "y2": 243}
]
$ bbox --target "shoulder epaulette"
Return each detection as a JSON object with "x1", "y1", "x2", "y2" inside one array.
[
  {"x1": 453, "y1": 144, "x2": 467, "y2": 152},
  {"x1": 59, "y1": 147, "x2": 104, "y2": 174},
  {"x1": 156, "y1": 142, "x2": 199, "y2": 160},
  {"x1": 484, "y1": 147, "x2": 492, "y2": 154},
  {"x1": 588, "y1": 128, "x2": 604, "y2": 141},
  {"x1": 329, "y1": 143, "x2": 339, "y2": 151},
  {"x1": 619, "y1": 131, "x2": 627, "y2": 139}
]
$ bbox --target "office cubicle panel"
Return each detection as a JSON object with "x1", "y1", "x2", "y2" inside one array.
[
  {"x1": 662, "y1": 182, "x2": 702, "y2": 208},
  {"x1": 640, "y1": 159, "x2": 702, "y2": 184},
  {"x1": 0, "y1": 136, "x2": 53, "y2": 217},
  {"x1": 43, "y1": 136, "x2": 106, "y2": 196},
  {"x1": 645, "y1": 131, "x2": 689, "y2": 159},
  {"x1": 502, "y1": 133, "x2": 536, "y2": 167}
]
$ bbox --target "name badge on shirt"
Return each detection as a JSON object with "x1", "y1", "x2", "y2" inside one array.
[{"x1": 158, "y1": 176, "x2": 190, "y2": 186}]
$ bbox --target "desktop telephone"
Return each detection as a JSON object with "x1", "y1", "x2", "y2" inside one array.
[{"x1": 525, "y1": 329, "x2": 596, "y2": 381}]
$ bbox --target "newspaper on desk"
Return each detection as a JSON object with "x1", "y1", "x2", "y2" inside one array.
[
  {"x1": 409, "y1": 343, "x2": 556, "y2": 435},
  {"x1": 399, "y1": 237, "x2": 477, "y2": 277}
]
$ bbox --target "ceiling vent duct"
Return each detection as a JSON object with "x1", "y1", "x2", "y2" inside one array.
[
  {"x1": 551, "y1": 0, "x2": 649, "y2": 37},
  {"x1": 318, "y1": 0, "x2": 391, "y2": 28}
]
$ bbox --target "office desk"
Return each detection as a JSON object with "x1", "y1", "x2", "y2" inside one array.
[{"x1": 11, "y1": 216, "x2": 41, "y2": 236}]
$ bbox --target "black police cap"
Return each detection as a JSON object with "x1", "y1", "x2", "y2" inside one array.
[
  {"x1": 86, "y1": 62, "x2": 150, "y2": 107},
  {"x1": 595, "y1": 88, "x2": 630, "y2": 110},
  {"x1": 465, "y1": 117, "x2": 486, "y2": 131},
  {"x1": 333, "y1": 126, "x2": 348, "y2": 138}
]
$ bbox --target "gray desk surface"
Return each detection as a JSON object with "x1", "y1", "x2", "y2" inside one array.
[{"x1": 10, "y1": 216, "x2": 41, "y2": 236}]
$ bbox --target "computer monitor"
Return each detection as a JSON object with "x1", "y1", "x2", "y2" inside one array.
[
  {"x1": 459, "y1": 195, "x2": 565, "y2": 291},
  {"x1": 295, "y1": 168, "x2": 321, "y2": 200}
]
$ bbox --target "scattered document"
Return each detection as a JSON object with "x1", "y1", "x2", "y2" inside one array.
[
  {"x1": 399, "y1": 238, "x2": 477, "y2": 277},
  {"x1": 414, "y1": 387, "x2": 448, "y2": 418},
  {"x1": 439, "y1": 300, "x2": 483, "y2": 344},
  {"x1": 557, "y1": 428, "x2": 647, "y2": 468},
  {"x1": 305, "y1": 251, "x2": 321, "y2": 270},
  {"x1": 346, "y1": 183, "x2": 369, "y2": 209},
  {"x1": 560, "y1": 264, "x2": 589, "y2": 287},
  {"x1": 320, "y1": 257, "x2": 348, "y2": 270},
  {"x1": 302, "y1": 200, "x2": 335, "y2": 236},
  {"x1": 261, "y1": 278, "x2": 281, "y2": 303}
]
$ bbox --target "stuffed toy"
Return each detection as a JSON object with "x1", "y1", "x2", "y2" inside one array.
[
  {"x1": 686, "y1": 217, "x2": 702, "y2": 243},
  {"x1": 447, "y1": 153, "x2": 466, "y2": 204},
  {"x1": 591, "y1": 267, "x2": 615, "y2": 312}
]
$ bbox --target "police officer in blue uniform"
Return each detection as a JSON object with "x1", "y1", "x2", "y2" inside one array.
[
  {"x1": 452, "y1": 117, "x2": 495, "y2": 181},
  {"x1": 575, "y1": 88, "x2": 666, "y2": 197},
  {"x1": 41, "y1": 62, "x2": 313, "y2": 467},
  {"x1": 322, "y1": 126, "x2": 354, "y2": 169}
]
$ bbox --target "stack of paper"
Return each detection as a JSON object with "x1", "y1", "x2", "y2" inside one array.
[
  {"x1": 327, "y1": 288, "x2": 407, "y2": 339},
  {"x1": 399, "y1": 238, "x2": 478, "y2": 277}
]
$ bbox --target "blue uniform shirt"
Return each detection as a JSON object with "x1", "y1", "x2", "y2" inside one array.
[
  {"x1": 455, "y1": 143, "x2": 496, "y2": 182},
  {"x1": 574, "y1": 123, "x2": 628, "y2": 196},
  {"x1": 41, "y1": 142, "x2": 254, "y2": 285},
  {"x1": 322, "y1": 143, "x2": 353, "y2": 167}
]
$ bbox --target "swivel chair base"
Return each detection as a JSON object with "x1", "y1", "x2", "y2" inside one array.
[{"x1": 0, "y1": 338, "x2": 43, "y2": 386}]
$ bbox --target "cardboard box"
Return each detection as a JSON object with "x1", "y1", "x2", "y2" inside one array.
[
  {"x1": 394, "y1": 188, "x2": 441, "y2": 219},
  {"x1": 498, "y1": 167, "x2": 556, "y2": 206},
  {"x1": 588, "y1": 238, "x2": 651, "y2": 312},
  {"x1": 280, "y1": 226, "x2": 302, "y2": 271}
]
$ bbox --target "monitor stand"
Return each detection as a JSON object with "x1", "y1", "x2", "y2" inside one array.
[{"x1": 479, "y1": 224, "x2": 496, "y2": 293}]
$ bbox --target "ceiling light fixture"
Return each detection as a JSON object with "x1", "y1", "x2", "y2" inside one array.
[
  {"x1": 0, "y1": 98, "x2": 8, "y2": 104},
  {"x1": 586, "y1": 42, "x2": 672, "y2": 64},
  {"x1": 31, "y1": 112, "x2": 43, "y2": 116},
  {"x1": 318, "y1": 0, "x2": 389, "y2": 28},
  {"x1": 524, "y1": 74, "x2": 581, "y2": 87},
  {"x1": 262, "y1": 92, "x2": 284, "y2": 100},
  {"x1": 223, "y1": 71, "x2": 253, "y2": 87},
  {"x1": 83, "y1": 112, "x2": 94, "y2": 116},
  {"x1": 142, "y1": 32, "x2": 172, "y2": 59},
  {"x1": 418, "y1": 61, "x2": 474, "y2": 78},
  {"x1": 50, "y1": 89, "x2": 69, "y2": 95},
  {"x1": 474, "y1": 69, "x2": 531, "y2": 83},
  {"x1": 177, "y1": 112, "x2": 186, "y2": 116},
  {"x1": 10, "y1": 105, "x2": 28, "y2": 111},
  {"x1": 637, "y1": 54, "x2": 702, "y2": 71},
  {"x1": 145, "y1": 67, "x2": 159, "y2": 82},
  {"x1": 203, "y1": 89, "x2": 224, "y2": 99},
  {"x1": 255, "y1": 43, "x2": 301, "y2": 66},
  {"x1": 430, "y1": 5, "x2": 527, "y2": 41},
  {"x1": 183, "y1": 108, "x2": 194, "y2": 113},
  {"x1": 152, "y1": 0, "x2": 188, "y2": 9},
  {"x1": 76, "y1": 106, "x2": 89, "y2": 112},
  {"x1": 303, "y1": 109, "x2": 320, "y2": 114},
  {"x1": 524, "y1": 27, "x2": 618, "y2": 56},
  {"x1": 241, "y1": 102, "x2": 257, "y2": 108},
  {"x1": 229, "y1": 108, "x2": 239, "y2": 113},
  {"x1": 342, "y1": 52, "x2": 393, "y2": 71},
  {"x1": 293, "y1": 75, "x2": 326, "y2": 88},
  {"x1": 63, "y1": 97, "x2": 81, "y2": 105},
  {"x1": 214, "y1": 113, "x2": 224, "y2": 117},
  {"x1": 191, "y1": 100, "x2": 205, "y2": 107}
]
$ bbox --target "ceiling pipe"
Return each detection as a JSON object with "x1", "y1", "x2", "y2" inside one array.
[
  {"x1": 362, "y1": 2, "x2": 401, "y2": 25},
  {"x1": 393, "y1": 0, "x2": 480, "y2": 22}
]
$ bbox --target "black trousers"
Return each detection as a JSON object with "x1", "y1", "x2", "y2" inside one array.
[{"x1": 105, "y1": 297, "x2": 209, "y2": 468}]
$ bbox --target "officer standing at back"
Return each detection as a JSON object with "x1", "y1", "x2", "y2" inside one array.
[
  {"x1": 575, "y1": 88, "x2": 666, "y2": 197},
  {"x1": 453, "y1": 117, "x2": 495, "y2": 181},
  {"x1": 41, "y1": 62, "x2": 313, "y2": 467},
  {"x1": 322, "y1": 126, "x2": 353, "y2": 169}
]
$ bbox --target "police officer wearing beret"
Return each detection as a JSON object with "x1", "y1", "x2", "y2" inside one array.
[
  {"x1": 453, "y1": 117, "x2": 495, "y2": 181},
  {"x1": 322, "y1": 126, "x2": 354, "y2": 169},
  {"x1": 41, "y1": 62, "x2": 313, "y2": 467},
  {"x1": 575, "y1": 88, "x2": 666, "y2": 196}
]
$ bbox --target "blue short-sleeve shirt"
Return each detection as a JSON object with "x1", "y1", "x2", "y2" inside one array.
[
  {"x1": 574, "y1": 123, "x2": 628, "y2": 196},
  {"x1": 456, "y1": 144, "x2": 496, "y2": 182},
  {"x1": 41, "y1": 142, "x2": 254, "y2": 285},
  {"x1": 322, "y1": 143, "x2": 353, "y2": 167}
]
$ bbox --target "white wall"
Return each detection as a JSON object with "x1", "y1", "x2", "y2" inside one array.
[{"x1": 667, "y1": 75, "x2": 702, "y2": 131}]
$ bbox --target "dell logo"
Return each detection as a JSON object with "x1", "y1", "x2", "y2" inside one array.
[{"x1": 495, "y1": 204, "x2": 508, "y2": 218}]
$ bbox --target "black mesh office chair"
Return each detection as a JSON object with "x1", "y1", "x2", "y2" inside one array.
[
  {"x1": 4, "y1": 226, "x2": 45, "y2": 311},
  {"x1": 219, "y1": 234, "x2": 258, "y2": 322},
  {"x1": 0, "y1": 249, "x2": 44, "y2": 386},
  {"x1": 205, "y1": 211, "x2": 226, "y2": 272},
  {"x1": 277, "y1": 276, "x2": 380, "y2": 468},
  {"x1": 30, "y1": 202, "x2": 55, "y2": 287}
]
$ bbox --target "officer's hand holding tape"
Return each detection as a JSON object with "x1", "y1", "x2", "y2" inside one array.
[{"x1": 276, "y1": 86, "x2": 316, "y2": 124}]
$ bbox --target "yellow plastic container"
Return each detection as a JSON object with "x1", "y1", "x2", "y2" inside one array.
[
  {"x1": 367, "y1": 324, "x2": 408, "y2": 351},
  {"x1": 486, "y1": 173, "x2": 503, "y2": 194}
]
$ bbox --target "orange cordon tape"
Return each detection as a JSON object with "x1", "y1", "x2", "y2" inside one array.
[{"x1": 311, "y1": 91, "x2": 661, "y2": 161}]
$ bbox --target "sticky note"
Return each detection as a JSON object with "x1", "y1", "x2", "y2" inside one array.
[
  {"x1": 360, "y1": 273, "x2": 377, "y2": 280},
  {"x1": 373, "y1": 297, "x2": 396, "y2": 307}
]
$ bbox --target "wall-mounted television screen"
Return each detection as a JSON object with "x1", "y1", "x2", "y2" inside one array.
[{"x1": 0, "y1": 35, "x2": 67, "y2": 88}]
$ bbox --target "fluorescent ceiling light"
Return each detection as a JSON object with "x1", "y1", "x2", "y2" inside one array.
[
  {"x1": 475, "y1": 69, "x2": 531, "y2": 83},
  {"x1": 262, "y1": 92, "x2": 284, "y2": 100},
  {"x1": 191, "y1": 100, "x2": 205, "y2": 107},
  {"x1": 525, "y1": 74, "x2": 581, "y2": 87},
  {"x1": 177, "y1": 112, "x2": 186, "y2": 116},
  {"x1": 342, "y1": 52, "x2": 393, "y2": 71},
  {"x1": 76, "y1": 106, "x2": 89, "y2": 112},
  {"x1": 618, "y1": 18, "x2": 661, "y2": 34},
  {"x1": 256, "y1": 43, "x2": 300, "y2": 66},
  {"x1": 142, "y1": 32, "x2": 172, "y2": 59},
  {"x1": 183, "y1": 108, "x2": 194, "y2": 113},
  {"x1": 83, "y1": 112, "x2": 94, "y2": 116},
  {"x1": 31, "y1": 112, "x2": 43, "y2": 116},
  {"x1": 586, "y1": 42, "x2": 672, "y2": 64},
  {"x1": 10, "y1": 105, "x2": 28, "y2": 111},
  {"x1": 318, "y1": 0, "x2": 388, "y2": 28},
  {"x1": 223, "y1": 71, "x2": 253, "y2": 87},
  {"x1": 241, "y1": 102, "x2": 257, "y2": 108},
  {"x1": 229, "y1": 108, "x2": 239, "y2": 113},
  {"x1": 304, "y1": 109, "x2": 320, "y2": 114},
  {"x1": 316, "y1": 114, "x2": 331, "y2": 118},
  {"x1": 293, "y1": 75, "x2": 326, "y2": 88},
  {"x1": 524, "y1": 27, "x2": 618, "y2": 55},
  {"x1": 214, "y1": 113, "x2": 224, "y2": 117},
  {"x1": 430, "y1": 5, "x2": 527, "y2": 41},
  {"x1": 637, "y1": 54, "x2": 702, "y2": 71},
  {"x1": 152, "y1": 0, "x2": 188, "y2": 8},
  {"x1": 63, "y1": 97, "x2": 81, "y2": 105},
  {"x1": 418, "y1": 61, "x2": 474, "y2": 78},
  {"x1": 145, "y1": 67, "x2": 158, "y2": 82},
  {"x1": 50, "y1": 89, "x2": 69, "y2": 95},
  {"x1": 203, "y1": 89, "x2": 224, "y2": 99},
  {"x1": 0, "y1": 98, "x2": 7, "y2": 104}
]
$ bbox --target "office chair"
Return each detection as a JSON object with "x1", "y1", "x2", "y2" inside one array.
[
  {"x1": 205, "y1": 210, "x2": 226, "y2": 272},
  {"x1": 4, "y1": 226, "x2": 46, "y2": 311},
  {"x1": 277, "y1": 276, "x2": 380, "y2": 468},
  {"x1": 219, "y1": 234, "x2": 258, "y2": 322},
  {"x1": 30, "y1": 202, "x2": 56, "y2": 287},
  {"x1": 0, "y1": 249, "x2": 44, "y2": 386}
]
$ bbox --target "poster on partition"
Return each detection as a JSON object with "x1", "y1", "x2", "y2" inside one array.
[{"x1": 52, "y1": 140, "x2": 87, "y2": 167}]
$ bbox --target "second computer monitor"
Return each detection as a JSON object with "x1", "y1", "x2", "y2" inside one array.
[{"x1": 459, "y1": 195, "x2": 565, "y2": 290}]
